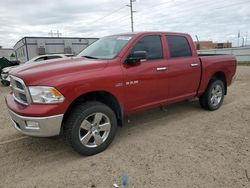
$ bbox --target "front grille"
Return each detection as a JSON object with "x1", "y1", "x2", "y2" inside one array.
[
  {"x1": 19, "y1": 93, "x2": 28, "y2": 103},
  {"x1": 15, "y1": 81, "x2": 24, "y2": 90},
  {"x1": 10, "y1": 76, "x2": 30, "y2": 106}
]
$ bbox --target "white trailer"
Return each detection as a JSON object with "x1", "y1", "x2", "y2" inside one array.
[{"x1": 14, "y1": 37, "x2": 98, "y2": 63}]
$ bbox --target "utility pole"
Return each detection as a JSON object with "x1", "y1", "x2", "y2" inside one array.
[
  {"x1": 238, "y1": 30, "x2": 240, "y2": 47},
  {"x1": 48, "y1": 30, "x2": 62, "y2": 37},
  {"x1": 246, "y1": 32, "x2": 248, "y2": 46},
  {"x1": 48, "y1": 30, "x2": 54, "y2": 37},
  {"x1": 195, "y1": 35, "x2": 200, "y2": 50},
  {"x1": 55, "y1": 30, "x2": 62, "y2": 37},
  {"x1": 127, "y1": 0, "x2": 136, "y2": 32}
]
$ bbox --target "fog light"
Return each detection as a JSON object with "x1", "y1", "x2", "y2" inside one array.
[{"x1": 25, "y1": 121, "x2": 40, "y2": 130}]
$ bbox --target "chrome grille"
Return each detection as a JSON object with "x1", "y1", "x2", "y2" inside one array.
[
  {"x1": 15, "y1": 81, "x2": 24, "y2": 90},
  {"x1": 10, "y1": 76, "x2": 30, "y2": 106}
]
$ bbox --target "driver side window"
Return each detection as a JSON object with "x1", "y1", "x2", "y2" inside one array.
[{"x1": 131, "y1": 35, "x2": 163, "y2": 60}]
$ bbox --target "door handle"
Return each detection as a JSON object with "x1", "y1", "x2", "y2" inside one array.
[
  {"x1": 191, "y1": 63, "x2": 199, "y2": 67},
  {"x1": 156, "y1": 67, "x2": 167, "y2": 71}
]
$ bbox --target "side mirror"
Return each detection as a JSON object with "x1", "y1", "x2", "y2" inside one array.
[{"x1": 126, "y1": 51, "x2": 147, "y2": 64}]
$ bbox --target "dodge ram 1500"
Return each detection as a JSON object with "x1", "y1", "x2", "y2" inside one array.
[{"x1": 6, "y1": 32, "x2": 237, "y2": 155}]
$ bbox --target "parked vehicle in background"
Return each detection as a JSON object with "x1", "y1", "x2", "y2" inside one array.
[
  {"x1": 5, "y1": 32, "x2": 237, "y2": 156},
  {"x1": 24, "y1": 54, "x2": 74, "y2": 64},
  {"x1": 1, "y1": 54, "x2": 74, "y2": 86},
  {"x1": 0, "y1": 57, "x2": 20, "y2": 73}
]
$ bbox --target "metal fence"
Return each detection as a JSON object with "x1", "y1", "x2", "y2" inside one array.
[{"x1": 198, "y1": 47, "x2": 250, "y2": 62}]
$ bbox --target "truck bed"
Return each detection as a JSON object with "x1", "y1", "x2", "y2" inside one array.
[{"x1": 197, "y1": 54, "x2": 237, "y2": 96}]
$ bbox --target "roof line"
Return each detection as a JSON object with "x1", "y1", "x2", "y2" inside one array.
[{"x1": 13, "y1": 36, "x2": 99, "y2": 48}]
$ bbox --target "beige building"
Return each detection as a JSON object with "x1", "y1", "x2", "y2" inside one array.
[{"x1": 195, "y1": 41, "x2": 232, "y2": 50}]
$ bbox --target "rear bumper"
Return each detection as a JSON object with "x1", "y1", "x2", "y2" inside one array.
[{"x1": 8, "y1": 109, "x2": 63, "y2": 137}]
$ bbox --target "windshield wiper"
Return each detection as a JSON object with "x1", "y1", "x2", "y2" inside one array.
[{"x1": 82, "y1": 55, "x2": 99, "y2": 59}]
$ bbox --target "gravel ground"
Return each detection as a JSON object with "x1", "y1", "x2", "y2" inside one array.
[{"x1": 0, "y1": 66, "x2": 250, "y2": 188}]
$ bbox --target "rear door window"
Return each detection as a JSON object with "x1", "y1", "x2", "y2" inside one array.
[
  {"x1": 166, "y1": 35, "x2": 192, "y2": 58},
  {"x1": 131, "y1": 35, "x2": 163, "y2": 60}
]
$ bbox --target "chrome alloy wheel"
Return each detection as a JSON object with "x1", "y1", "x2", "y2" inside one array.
[
  {"x1": 210, "y1": 84, "x2": 223, "y2": 107},
  {"x1": 79, "y1": 112, "x2": 111, "y2": 148}
]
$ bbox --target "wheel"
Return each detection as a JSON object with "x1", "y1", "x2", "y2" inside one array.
[
  {"x1": 1, "y1": 80, "x2": 10, "y2": 86},
  {"x1": 199, "y1": 79, "x2": 225, "y2": 111},
  {"x1": 63, "y1": 101, "x2": 117, "y2": 155}
]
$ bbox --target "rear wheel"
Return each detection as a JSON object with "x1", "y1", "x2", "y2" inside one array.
[
  {"x1": 64, "y1": 101, "x2": 117, "y2": 155},
  {"x1": 199, "y1": 79, "x2": 225, "y2": 111}
]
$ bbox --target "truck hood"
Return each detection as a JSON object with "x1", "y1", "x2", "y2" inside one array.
[{"x1": 9, "y1": 57, "x2": 108, "y2": 85}]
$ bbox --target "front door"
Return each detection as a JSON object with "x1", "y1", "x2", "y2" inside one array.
[{"x1": 122, "y1": 35, "x2": 168, "y2": 113}]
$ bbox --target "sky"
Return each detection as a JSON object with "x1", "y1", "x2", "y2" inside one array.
[{"x1": 0, "y1": 0, "x2": 249, "y2": 48}]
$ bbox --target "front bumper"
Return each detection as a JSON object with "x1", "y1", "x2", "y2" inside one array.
[{"x1": 8, "y1": 109, "x2": 63, "y2": 137}]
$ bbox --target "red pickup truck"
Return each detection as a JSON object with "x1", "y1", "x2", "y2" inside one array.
[{"x1": 6, "y1": 32, "x2": 236, "y2": 155}]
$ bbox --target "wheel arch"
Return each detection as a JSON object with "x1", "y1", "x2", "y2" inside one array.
[
  {"x1": 210, "y1": 71, "x2": 227, "y2": 95},
  {"x1": 62, "y1": 91, "x2": 123, "y2": 128}
]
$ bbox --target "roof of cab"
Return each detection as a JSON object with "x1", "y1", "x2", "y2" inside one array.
[{"x1": 114, "y1": 31, "x2": 190, "y2": 36}]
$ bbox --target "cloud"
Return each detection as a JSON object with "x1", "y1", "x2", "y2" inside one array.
[{"x1": 0, "y1": 0, "x2": 249, "y2": 47}]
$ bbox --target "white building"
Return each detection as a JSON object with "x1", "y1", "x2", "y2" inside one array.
[
  {"x1": 0, "y1": 48, "x2": 15, "y2": 60},
  {"x1": 14, "y1": 37, "x2": 98, "y2": 63}
]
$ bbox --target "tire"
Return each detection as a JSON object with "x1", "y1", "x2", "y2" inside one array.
[
  {"x1": 63, "y1": 101, "x2": 117, "y2": 155},
  {"x1": 1, "y1": 80, "x2": 10, "y2": 86},
  {"x1": 199, "y1": 79, "x2": 225, "y2": 111}
]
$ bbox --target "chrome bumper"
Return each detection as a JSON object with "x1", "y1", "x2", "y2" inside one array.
[{"x1": 8, "y1": 110, "x2": 63, "y2": 137}]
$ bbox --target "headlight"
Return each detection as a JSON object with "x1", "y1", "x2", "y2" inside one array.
[{"x1": 29, "y1": 86, "x2": 65, "y2": 104}]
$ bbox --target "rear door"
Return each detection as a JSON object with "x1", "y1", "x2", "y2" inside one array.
[
  {"x1": 122, "y1": 35, "x2": 168, "y2": 113},
  {"x1": 165, "y1": 35, "x2": 201, "y2": 102}
]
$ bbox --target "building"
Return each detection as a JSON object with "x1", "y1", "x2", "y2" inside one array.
[
  {"x1": 195, "y1": 41, "x2": 232, "y2": 50},
  {"x1": 0, "y1": 47, "x2": 15, "y2": 60},
  {"x1": 14, "y1": 37, "x2": 98, "y2": 63},
  {"x1": 214, "y1": 42, "x2": 232, "y2": 49}
]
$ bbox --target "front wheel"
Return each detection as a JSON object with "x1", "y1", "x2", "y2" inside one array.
[
  {"x1": 199, "y1": 79, "x2": 225, "y2": 111},
  {"x1": 1, "y1": 80, "x2": 10, "y2": 86},
  {"x1": 64, "y1": 101, "x2": 117, "y2": 155}
]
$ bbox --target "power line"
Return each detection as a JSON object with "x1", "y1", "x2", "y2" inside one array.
[
  {"x1": 134, "y1": 0, "x2": 249, "y2": 27},
  {"x1": 88, "y1": 5, "x2": 127, "y2": 24},
  {"x1": 136, "y1": 0, "x2": 247, "y2": 20}
]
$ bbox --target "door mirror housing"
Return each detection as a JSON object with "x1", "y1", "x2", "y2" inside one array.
[{"x1": 126, "y1": 51, "x2": 147, "y2": 64}]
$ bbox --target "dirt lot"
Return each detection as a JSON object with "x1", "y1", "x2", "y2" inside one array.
[{"x1": 0, "y1": 66, "x2": 249, "y2": 188}]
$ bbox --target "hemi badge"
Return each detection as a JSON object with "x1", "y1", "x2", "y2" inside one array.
[{"x1": 115, "y1": 83, "x2": 123, "y2": 87}]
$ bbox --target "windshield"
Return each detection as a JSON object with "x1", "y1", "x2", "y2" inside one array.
[{"x1": 77, "y1": 35, "x2": 134, "y2": 60}]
